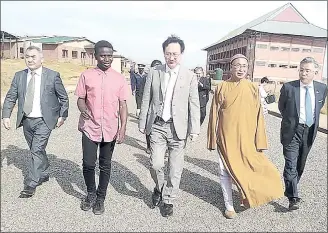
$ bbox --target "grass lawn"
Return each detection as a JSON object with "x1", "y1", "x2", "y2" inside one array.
[{"x1": 1, "y1": 59, "x2": 92, "y2": 95}]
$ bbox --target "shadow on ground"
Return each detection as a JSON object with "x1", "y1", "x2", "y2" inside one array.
[
  {"x1": 1, "y1": 145, "x2": 152, "y2": 208},
  {"x1": 134, "y1": 153, "x2": 246, "y2": 215}
]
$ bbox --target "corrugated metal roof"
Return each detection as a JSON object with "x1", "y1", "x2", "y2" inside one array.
[
  {"x1": 202, "y1": 2, "x2": 327, "y2": 50},
  {"x1": 250, "y1": 21, "x2": 327, "y2": 38},
  {"x1": 32, "y1": 36, "x2": 90, "y2": 44}
]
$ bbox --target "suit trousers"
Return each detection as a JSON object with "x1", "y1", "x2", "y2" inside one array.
[
  {"x1": 149, "y1": 118, "x2": 186, "y2": 205},
  {"x1": 283, "y1": 124, "x2": 314, "y2": 199},
  {"x1": 22, "y1": 117, "x2": 52, "y2": 188},
  {"x1": 135, "y1": 90, "x2": 143, "y2": 109},
  {"x1": 200, "y1": 106, "x2": 206, "y2": 125},
  {"x1": 82, "y1": 133, "x2": 116, "y2": 200}
]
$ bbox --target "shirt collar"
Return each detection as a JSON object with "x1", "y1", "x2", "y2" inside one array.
[
  {"x1": 165, "y1": 64, "x2": 180, "y2": 75},
  {"x1": 300, "y1": 80, "x2": 314, "y2": 88},
  {"x1": 95, "y1": 66, "x2": 112, "y2": 74},
  {"x1": 28, "y1": 66, "x2": 42, "y2": 76}
]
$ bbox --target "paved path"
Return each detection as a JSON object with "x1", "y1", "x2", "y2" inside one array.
[{"x1": 1, "y1": 94, "x2": 327, "y2": 232}]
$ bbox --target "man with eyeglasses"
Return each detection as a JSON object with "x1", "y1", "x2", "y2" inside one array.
[
  {"x1": 139, "y1": 35, "x2": 200, "y2": 217},
  {"x1": 207, "y1": 54, "x2": 284, "y2": 219},
  {"x1": 278, "y1": 57, "x2": 327, "y2": 211}
]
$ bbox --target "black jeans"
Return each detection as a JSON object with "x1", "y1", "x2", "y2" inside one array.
[
  {"x1": 146, "y1": 134, "x2": 151, "y2": 150},
  {"x1": 82, "y1": 133, "x2": 116, "y2": 200},
  {"x1": 283, "y1": 124, "x2": 314, "y2": 199}
]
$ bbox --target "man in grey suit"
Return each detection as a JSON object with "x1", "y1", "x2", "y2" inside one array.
[
  {"x1": 139, "y1": 35, "x2": 200, "y2": 217},
  {"x1": 2, "y1": 46, "x2": 69, "y2": 198}
]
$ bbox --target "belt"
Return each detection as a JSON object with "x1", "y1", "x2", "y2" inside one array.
[
  {"x1": 298, "y1": 123, "x2": 313, "y2": 128},
  {"x1": 155, "y1": 116, "x2": 173, "y2": 123}
]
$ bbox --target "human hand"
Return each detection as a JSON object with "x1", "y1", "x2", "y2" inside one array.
[{"x1": 2, "y1": 118, "x2": 11, "y2": 130}]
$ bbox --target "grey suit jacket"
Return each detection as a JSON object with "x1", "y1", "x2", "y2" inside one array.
[
  {"x1": 139, "y1": 64, "x2": 200, "y2": 140},
  {"x1": 2, "y1": 67, "x2": 69, "y2": 130}
]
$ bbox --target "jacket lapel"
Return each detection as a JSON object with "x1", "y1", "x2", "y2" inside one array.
[
  {"x1": 294, "y1": 81, "x2": 300, "y2": 117},
  {"x1": 159, "y1": 65, "x2": 166, "y2": 102},
  {"x1": 21, "y1": 69, "x2": 28, "y2": 99},
  {"x1": 173, "y1": 65, "x2": 185, "y2": 95},
  {"x1": 313, "y1": 81, "x2": 320, "y2": 120},
  {"x1": 40, "y1": 67, "x2": 47, "y2": 98}
]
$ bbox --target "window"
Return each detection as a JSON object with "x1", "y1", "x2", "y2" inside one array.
[
  {"x1": 281, "y1": 47, "x2": 290, "y2": 52},
  {"x1": 19, "y1": 47, "x2": 24, "y2": 53},
  {"x1": 268, "y1": 64, "x2": 277, "y2": 68},
  {"x1": 256, "y1": 61, "x2": 266, "y2": 66},
  {"x1": 313, "y1": 48, "x2": 323, "y2": 53},
  {"x1": 257, "y1": 44, "x2": 267, "y2": 49},
  {"x1": 81, "y1": 52, "x2": 86, "y2": 58},
  {"x1": 289, "y1": 65, "x2": 298, "y2": 69},
  {"x1": 279, "y1": 64, "x2": 288, "y2": 68},
  {"x1": 270, "y1": 46, "x2": 279, "y2": 51},
  {"x1": 62, "y1": 50, "x2": 68, "y2": 58},
  {"x1": 302, "y1": 48, "x2": 311, "y2": 53},
  {"x1": 72, "y1": 51, "x2": 78, "y2": 59},
  {"x1": 291, "y1": 48, "x2": 300, "y2": 52}
]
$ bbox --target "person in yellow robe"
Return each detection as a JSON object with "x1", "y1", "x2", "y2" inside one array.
[{"x1": 207, "y1": 54, "x2": 284, "y2": 219}]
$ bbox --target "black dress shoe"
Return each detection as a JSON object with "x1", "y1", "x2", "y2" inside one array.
[
  {"x1": 289, "y1": 198, "x2": 300, "y2": 211},
  {"x1": 19, "y1": 186, "x2": 36, "y2": 198},
  {"x1": 151, "y1": 188, "x2": 162, "y2": 208},
  {"x1": 93, "y1": 199, "x2": 105, "y2": 215},
  {"x1": 161, "y1": 203, "x2": 173, "y2": 217},
  {"x1": 80, "y1": 193, "x2": 96, "y2": 211}
]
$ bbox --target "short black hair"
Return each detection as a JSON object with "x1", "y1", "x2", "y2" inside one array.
[
  {"x1": 162, "y1": 35, "x2": 185, "y2": 53},
  {"x1": 150, "y1": 60, "x2": 162, "y2": 67},
  {"x1": 194, "y1": 67, "x2": 203, "y2": 73},
  {"x1": 94, "y1": 40, "x2": 114, "y2": 54},
  {"x1": 260, "y1": 77, "x2": 269, "y2": 84}
]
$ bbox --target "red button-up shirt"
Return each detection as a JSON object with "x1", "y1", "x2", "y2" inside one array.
[{"x1": 75, "y1": 67, "x2": 130, "y2": 142}]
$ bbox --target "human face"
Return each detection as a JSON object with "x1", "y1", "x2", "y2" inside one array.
[
  {"x1": 231, "y1": 58, "x2": 248, "y2": 80},
  {"x1": 299, "y1": 62, "x2": 316, "y2": 85},
  {"x1": 25, "y1": 49, "x2": 43, "y2": 70},
  {"x1": 95, "y1": 47, "x2": 113, "y2": 71},
  {"x1": 164, "y1": 42, "x2": 182, "y2": 69},
  {"x1": 195, "y1": 69, "x2": 203, "y2": 78}
]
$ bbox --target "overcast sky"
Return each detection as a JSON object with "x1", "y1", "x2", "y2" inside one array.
[{"x1": 1, "y1": 1, "x2": 327, "y2": 76}]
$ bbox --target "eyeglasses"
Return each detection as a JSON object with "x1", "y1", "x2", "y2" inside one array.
[
  {"x1": 299, "y1": 69, "x2": 315, "y2": 74},
  {"x1": 164, "y1": 53, "x2": 180, "y2": 58},
  {"x1": 232, "y1": 64, "x2": 248, "y2": 69}
]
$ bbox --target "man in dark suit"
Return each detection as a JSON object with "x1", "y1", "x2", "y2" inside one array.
[
  {"x1": 278, "y1": 57, "x2": 327, "y2": 211},
  {"x1": 131, "y1": 64, "x2": 146, "y2": 117},
  {"x1": 2, "y1": 45, "x2": 69, "y2": 198},
  {"x1": 194, "y1": 67, "x2": 211, "y2": 125}
]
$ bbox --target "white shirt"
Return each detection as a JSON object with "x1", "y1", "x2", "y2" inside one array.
[
  {"x1": 161, "y1": 64, "x2": 180, "y2": 121},
  {"x1": 26, "y1": 66, "x2": 43, "y2": 117},
  {"x1": 259, "y1": 84, "x2": 268, "y2": 114},
  {"x1": 299, "y1": 80, "x2": 315, "y2": 124}
]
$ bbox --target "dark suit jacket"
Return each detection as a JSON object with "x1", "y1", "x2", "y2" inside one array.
[
  {"x1": 278, "y1": 80, "x2": 327, "y2": 146},
  {"x1": 198, "y1": 76, "x2": 211, "y2": 108},
  {"x1": 2, "y1": 67, "x2": 69, "y2": 130}
]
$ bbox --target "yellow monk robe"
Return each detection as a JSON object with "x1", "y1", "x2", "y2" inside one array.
[{"x1": 207, "y1": 79, "x2": 284, "y2": 208}]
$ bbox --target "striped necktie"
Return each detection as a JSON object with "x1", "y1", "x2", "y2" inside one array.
[{"x1": 23, "y1": 71, "x2": 36, "y2": 115}]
